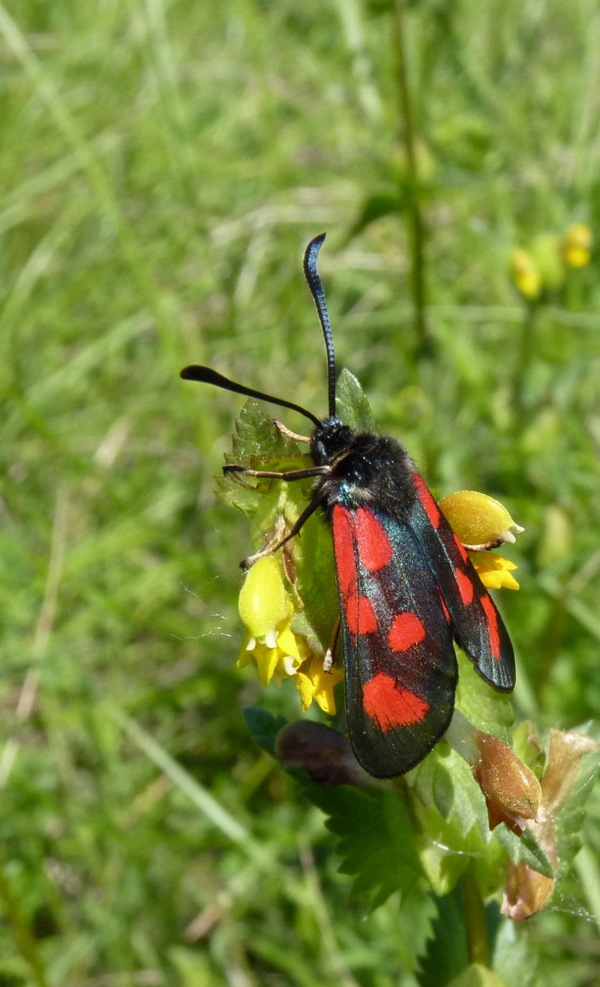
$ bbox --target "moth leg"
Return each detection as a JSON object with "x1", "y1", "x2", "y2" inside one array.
[
  {"x1": 241, "y1": 490, "x2": 328, "y2": 569},
  {"x1": 224, "y1": 464, "x2": 330, "y2": 482}
]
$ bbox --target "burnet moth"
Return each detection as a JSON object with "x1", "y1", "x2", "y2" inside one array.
[{"x1": 181, "y1": 234, "x2": 516, "y2": 778}]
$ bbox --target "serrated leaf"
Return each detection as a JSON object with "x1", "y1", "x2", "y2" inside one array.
[
  {"x1": 217, "y1": 399, "x2": 312, "y2": 516},
  {"x1": 417, "y1": 886, "x2": 469, "y2": 987},
  {"x1": 230, "y1": 399, "x2": 303, "y2": 461},
  {"x1": 305, "y1": 785, "x2": 423, "y2": 909},
  {"x1": 394, "y1": 892, "x2": 440, "y2": 976}
]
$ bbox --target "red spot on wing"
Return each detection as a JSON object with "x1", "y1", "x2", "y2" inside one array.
[
  {"x1": 346, "y1": 593, "x2": 378, "y2": 635},
  {"x1": 332, "y1": 507, "x2": 392, "y2": 637},
  {"x1": 362, "y1": 672, "x2": 430, "y2": 730},
  {"x1": 332, "y1": 505, "x2": 356, "y2": 595},
  {"x1": 412, "y1": 473, "x2": 442, "y2": 528},
  {"x1": 480, "y1": 594, "x2": 502, "y2": 660},
  {"x1": 388, "y1": 612, "x2": 426, "y2": 652},
  {"x1": 438, "y1": 592, "x2": 451, "y2": 624},
  {"x1": 456, "y1": 568, "x2": 475, "y2": 605},
  {"x1": 355, "y1": 508, "x2": 393, "y2": 571}
]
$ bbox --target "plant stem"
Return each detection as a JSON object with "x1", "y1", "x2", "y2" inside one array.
[
  {"x1": 0, "y1": 853, "x2": 51, "y2": 987},
  {"x1": 461, "y1": 871, "x2": 489, "y2": 966},
  {"x1": 391, "y1": 1, "x2": 431, "y2": 357},
  {"x1": 513, "y1": 300, "x2": 540, "y2": 415}
]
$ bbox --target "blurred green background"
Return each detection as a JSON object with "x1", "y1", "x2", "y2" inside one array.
[{"x1": 1, "y1": 0, "x2": 600, "y2": 983}]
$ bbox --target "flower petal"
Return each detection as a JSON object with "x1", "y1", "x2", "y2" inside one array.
[
  {"x1": 294, "y1": 655, "x2": 343, "y2": 714},
  {"x1": 276, "y1": 624, "x2": 306, "y2": 667},
  {"x1": 469, "y1": 551, "x2": 520, "y2": 590}
]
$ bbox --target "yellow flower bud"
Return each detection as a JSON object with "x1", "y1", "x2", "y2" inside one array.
[
  {"x1": 238, "y1": 556, "x2": 292, "y2": 641},
  {"x1": 439, "y1": 491, "x2": 524, "y2": 551}
]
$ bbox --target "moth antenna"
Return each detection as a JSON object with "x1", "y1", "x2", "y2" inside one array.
[
  {"x1": 180, "y1": 365, "x2": 322, "y2": 428},
  {"x1": 303, "y1": 233, "x2": 337, "y2": 420}
]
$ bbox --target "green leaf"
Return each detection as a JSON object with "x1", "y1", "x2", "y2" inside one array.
[
  {"x1": 417, "y1": 886, "x2": 469, "y2": 987},
  {"x1": 490, "y1": 909, "x2": 538, "y2": 987},
  {"x1": 455, "y1": 650, "x2": 514, "y2": 742},
  {"x1": 217, "y1": 399, "x2": 311, "y2": 519},
  {"x1": 553, "y1": 735, "x2": 600, "y2": 870},
  {"x1": 306, "y1": 784, "x2": 423, "y2": 909},
  {"x1": 291, "y1": 506, "x2": 338, "y2": 650},
  {"x1": 494, "y1": 824, "x2": 554, "y2": 879},
  {"x1": 347, "y1": 190, "x2": 409, "y2": 239},
  {"x1": 335, "y1": 368, "x2": 375, "y2": 430},
  {"x1": 409, "y1": 748, "x2": 501, "y2": 897},
  {"x1": 230, "y1": 399, "x2": 300, "y2": 461},
  {"x1": 395, "y1": 891, "x2": 441, "y2": 976},
  {"x1": 446, "y1": 963, "x2": 509, "y2": 987},
  {"x1": 243, "y1": 707, "x2": 288, "y2": 758},
  {"x1": 217, "y1": 394, "x2": 342, "y2": 656}
]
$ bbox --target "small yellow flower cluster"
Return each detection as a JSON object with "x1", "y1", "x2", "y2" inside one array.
[
  {"x1": 510, "y1": 223, "x2": 593, "y2": 299},
  {"x1": 562, "y1": 222, "x2": 592, "y2": 268},
  {"x1": 237, "y1": 491, "x2": 522, "y2": 714},
  {"x1": 237, "y1": 556, "x2": 342, "y2": 715}
]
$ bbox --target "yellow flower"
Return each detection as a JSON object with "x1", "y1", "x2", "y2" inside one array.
[
  {"x1": 562, "y1": 222, "x2": 592, "y2": 268},
  {"x1": 237, "y1": 555, "x2": 342, "y2": 714},
  {"x1": 468, "y1": 552, "x2": 520, "y2": 591},
  {"x1": 295, "y1": 654, "x2": 343, "y2": 716},
  {"x1": 510, "y1": 248, "x2": 541, "y2": 299},
  {"x1": 237, "y1": 556, "x2": 308, "y2": 685}
]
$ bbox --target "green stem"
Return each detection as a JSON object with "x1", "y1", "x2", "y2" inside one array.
[
  {"x1": 514, "y1": 300, "x2": 540, "y2": 416},
  {"x1": 391, "y1": 2, "x2": 431, "y2": 357},
  {"x1": 0, "y1": 853, "x2": 51, "y2": 987},
  {"x1": 461, "y1": 871, "x2": 489, "y2": 966}
]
